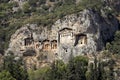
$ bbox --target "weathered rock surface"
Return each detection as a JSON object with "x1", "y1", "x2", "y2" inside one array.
[
  {"x1": 6, "y1": 9, "x2": 119, "y2": 68},
  {"x1": 52, "y1": 9, "x2": 119, "y2": 62}
]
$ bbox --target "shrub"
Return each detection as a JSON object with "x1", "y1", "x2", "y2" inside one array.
[
  {"x1": 22, "y1": 2, "x2": 31, "y2": 13},
  {"x1": 0, "y1": 70, "x2": 16, "y2": 80}
]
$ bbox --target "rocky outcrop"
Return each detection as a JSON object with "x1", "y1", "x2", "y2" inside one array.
[
  {"x1": 52, "y1": 9, "x2": 119, "y2": 62},
  {"x1": 6, "y1": 9, "x2": 119, "y2": 68}
]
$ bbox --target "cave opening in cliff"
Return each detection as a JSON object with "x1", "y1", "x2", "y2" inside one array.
[
  {"x1": 35, "y1": 44, "x2": 40, "y2": 48},
  {"x1": 45, "y1": 44, "x2": 50, "y2": 49},
  {"x1": 24, "y1": 37, "x2": 33, "y2": 46},
  {"x1": 66, "y1": 49, "x2": 67, "y2": 52},
  {"x1": 43, "y1": 40, "x2": 50, "y2": 50},
  {"x1": 34, "y1": 41, "x2": 41, "y2": 49},
  {"x1": 74, "y1": 34, "x2": 87, "y2": 46},
  {"x1": 23, "y1": 49, "x2": 36, "y2": 56},
  {"x1": 51, "y1": 40, "x2": 57, "y2": 49}
]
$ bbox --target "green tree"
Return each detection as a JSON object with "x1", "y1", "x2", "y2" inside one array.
[
  {"x1": 28, "y1": 67, "x2": 50, "y2": 80},
  {"x1": 106, "y1": 31, "x2": 120, "y2": 54},
  {"x1": 3, "y1": 52, "x2": 29, "y2": 80},
  {"x1": 80, "y1": 0, "x2": 103, "y2": 10},
  {"x1": 66, "y1": 56, "x2": 88, "y2": 80},
  {"x1": 0, "y1": 70, "x2": 16, "y2": 80},
  {"x1": 86, "y1": 63, "x2": 94, "y2": 80},
  {"x1": 97, "y1": 62, "x2": 107, "y2": 80},
  {"x1": 64, "y1": 0, "x2": 75, "y2": 5},
  {"x1": 47, "y1": 60, "x2": 66, "y2": 80},
  {"x1": 107, "y1": 59, "x2": 115, "y2": 80},
  {"x1": 22, "y1": 2, "x2": 31, "y2": 13}
]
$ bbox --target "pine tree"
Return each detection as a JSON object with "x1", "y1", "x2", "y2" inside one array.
[
  {"x1": 3, "y1": 52, "x2": 29, "y2": 80},
  {"x1": 66, "y1": 56, "x2": 88, "y2": 80},
  {"x1": 86, "y1": 63, "x2": 94, "y2": 80}
]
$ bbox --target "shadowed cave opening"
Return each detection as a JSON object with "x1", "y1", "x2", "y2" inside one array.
[
  {"x1": 74, "y1": 34, "x2": 87, "y2": 46},
  {"x1": 23, "y1": 49, "x2": 36, "y2": 56},
  {"x1": 24, "y1": 37, "x2": 33, "y2": 46}
]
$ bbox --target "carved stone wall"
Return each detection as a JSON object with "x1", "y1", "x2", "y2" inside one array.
[{"x1": 7, "y1": 9, "x2": 119, "y2": 68}]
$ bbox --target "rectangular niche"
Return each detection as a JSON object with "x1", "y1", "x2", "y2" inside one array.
[
  {"x1": 51, "y1": 40, "x2": 57, "y2": 49},
  {"x1": 74, "y1": 34, "x2": 87, "y2": 46},
  {"x1": 24, "y1": 37, "x2": 33, "y2": 46}
]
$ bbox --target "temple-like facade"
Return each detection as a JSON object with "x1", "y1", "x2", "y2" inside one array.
[{"x1": 19, "y1": 26, "x2": 88, "y2": 67}]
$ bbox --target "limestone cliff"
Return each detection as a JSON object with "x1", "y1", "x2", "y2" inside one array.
[
  {"x1": 52, "y1": 9, "x2": 119, "y2": 61},
  {"x1": 6, "y1": 9, "x2": 119, "y2": 69}
]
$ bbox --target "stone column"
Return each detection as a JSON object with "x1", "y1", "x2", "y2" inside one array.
[{"x1": 57, "y1": 32, "x2": 61, "y2": 59}]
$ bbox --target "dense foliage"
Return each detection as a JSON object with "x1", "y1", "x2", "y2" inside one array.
[
  {"x1": 28, "y1": 56, "x2": 116, "y2": 80},
  {"x1": 0, "y1": 52, "x2": 29, "y2": 80},
  {"x1": 0, "y1": 70, "x2": 16, "y2": 80},
  {"x1": 106, "y1": 31, "x2": 120, "y2": 54},
  {"x1": 0, "y1": 50, "x2": 119, "y2": 80}
]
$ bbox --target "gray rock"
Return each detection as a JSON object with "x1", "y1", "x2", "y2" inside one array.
[{"x1": 6, "y1": 9, "x2": 119, "y2": 63}]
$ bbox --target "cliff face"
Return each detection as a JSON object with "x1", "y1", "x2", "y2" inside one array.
[
  {"x1": 52, "y1": 9, "x2": 119, "y2": 61},
  {"x1": 6, "y1": 9, "x2": 119, "y2": 69}
]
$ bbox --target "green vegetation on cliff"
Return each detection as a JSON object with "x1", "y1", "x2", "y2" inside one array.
[
  {"x1": 0, "y1": 52, "x2": 29, "y2": 80},
  {"x1": 106, "y1": 31, "x2": 120, "y2": 54}
]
